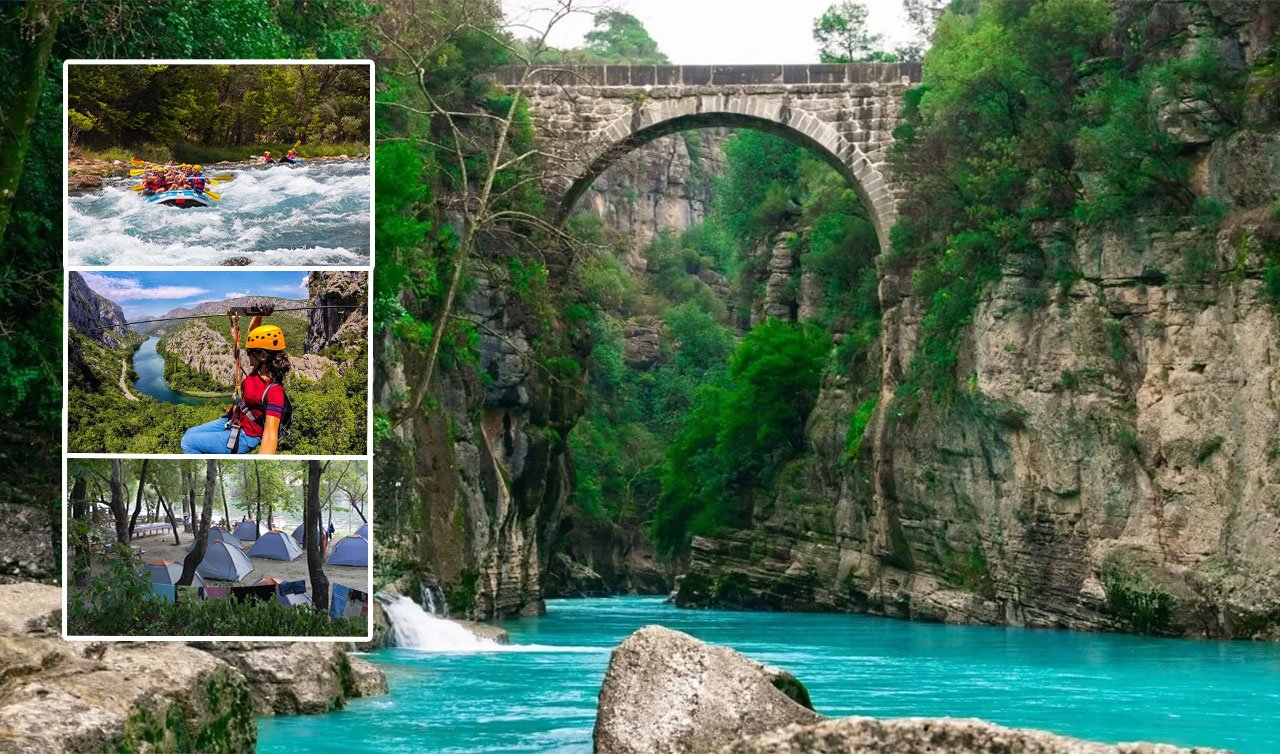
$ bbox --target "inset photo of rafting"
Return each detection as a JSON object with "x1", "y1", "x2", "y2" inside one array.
[
  {"x1": 66, "y1": 269, "x2": 369, "y2": 455},
  {"x1": 66, "y1": 458, "x2": 371, "y2": 639},
  {"x1": 65, "y1": 61, "x2": 372, "y2": 266}
]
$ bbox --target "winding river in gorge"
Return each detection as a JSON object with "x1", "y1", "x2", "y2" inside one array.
[
  {"x1": 256, "y1": 596, "x2": 1280, "y2": 754},
  {"x1": 130, "y1": 336, "x2": 208, "y2": 405}
]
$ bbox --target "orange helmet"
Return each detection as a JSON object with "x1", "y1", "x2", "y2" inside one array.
[{"x1": 246, "y1": 325, "x2": 286, "y2": 351}]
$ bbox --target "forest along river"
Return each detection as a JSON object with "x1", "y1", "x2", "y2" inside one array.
[
  {"x1": 255, "y1": 596, "x2": 1280, "y2": 754},
  {"x1": 131, "y1": 336, "x2": 208, "y2": 406},
  {"x1": 66, "y1": 160, "x2": 370, "y2": 266}
]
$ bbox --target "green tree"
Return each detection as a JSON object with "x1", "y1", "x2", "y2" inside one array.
[
  {"x1": 583, "y1": 11, "x2": 668, "y2": 64},
  {"x1": 812, "y1": 1, "x2": 882, "y2": 63}
]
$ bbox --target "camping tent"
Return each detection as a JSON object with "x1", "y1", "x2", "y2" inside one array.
[
  {"x1": 292, "y1": 521, "x2": 325, "y2": 548},
  {"x1": 355, "y1": 524, "x2": 369, "y2": 540},
  {"x1": 247, "y1": 531, "x2": 303, "y2": 561},
  {"x1": 188, "y1": 526, "x2": 244, "y2": 551},
  {"x1": 326, "y1": 534, "x2": 369, "y2": 566},
  {"x1": 197, "y1": 539, "x2": 254, "y2": 581},
  {"x1": 141, "y1": 560, "x2": 206, "y2": 588},
  {"x1": 232, "y1": 520, "x2": 261, "y2": 541}
]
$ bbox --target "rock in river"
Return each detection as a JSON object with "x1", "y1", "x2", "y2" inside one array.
[
  {"x1": 594, "y1": 626, "x2": 1228, "y2": 754},
  {"x1": 593, "y1": 625, "x2": 822, "y2": 754}
]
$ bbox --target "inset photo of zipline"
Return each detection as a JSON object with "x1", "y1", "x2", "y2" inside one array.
[
  {"x1": 65, "y1": 62, "x2": 371, "y2": 266},
  {"x1": 66, "y1": 269, "x2": 368, "y2": 455},
  {"x1": 67, "y1": 458, "x2": 370, "y2": 638}
]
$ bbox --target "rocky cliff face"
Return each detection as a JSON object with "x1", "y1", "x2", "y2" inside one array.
[
  {"x1": 677, "y1": 1, "x2": 1280, "y2": 639},
  {"x1": 306, "y1": 271, "x2": 368, "y2": 355},
  {"x1": 580, "y1": 130, "x2": 725, "y2": 267},
  {"x1": 377, "y1": 134, "x2": 727, "y2": 618},
  {"x1": 377, "y1": 258, "x2": 585, "y2": 619},
  {"x1": 68, "y1": 271, "x2": 130, "y2": 348}
]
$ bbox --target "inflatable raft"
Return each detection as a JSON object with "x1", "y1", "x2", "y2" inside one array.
[{"x1": 145, "y1": 189, "x2": 213, "y2": 208}]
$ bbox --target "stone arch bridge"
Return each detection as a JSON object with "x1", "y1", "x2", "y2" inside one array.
[{"x1": 494, "y1": 63, "x2": 922, "y2": 251}]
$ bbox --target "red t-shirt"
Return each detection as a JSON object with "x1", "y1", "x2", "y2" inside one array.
[{"x1": 239, "y1": 374, "x2": 285, "y2": 438}]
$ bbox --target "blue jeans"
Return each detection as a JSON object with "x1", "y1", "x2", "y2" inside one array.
[{"x1": 181, "y1": 418, "x2": 261, "y2": 454}]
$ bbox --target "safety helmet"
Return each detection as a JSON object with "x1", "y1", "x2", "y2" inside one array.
[
  {"x1": 246, "y1": 325, "x2": 286, "y2": 351},
  {"x1": 264, "y1": 151, "x2": 271, "y2": 156},
  {"x1": 193, "y1": 165, "x2": 202, "y2": 172}
]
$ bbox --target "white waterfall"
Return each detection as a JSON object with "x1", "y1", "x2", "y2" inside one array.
[
  {"x1": 378, "y1": 593, "x2": 497, "y2": 651},
  {"x1": 420, "y1": 583, "x2": 448, "y2": 618}
]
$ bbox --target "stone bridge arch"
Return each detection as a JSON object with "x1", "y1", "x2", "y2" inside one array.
[{"x1": 495, "y1": 63, "x2": 921, "y2": 252}]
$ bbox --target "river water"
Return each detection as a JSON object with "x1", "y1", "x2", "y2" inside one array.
[
  {"x1": 255, "y1": 596, "x2": 1280, "y2": 754},
  {"x1": 131, "y1": 336, "x2": 208, "y2": 405},
  {"x1": 66, "y1": 160, "x2": 370, "y2": 266}
]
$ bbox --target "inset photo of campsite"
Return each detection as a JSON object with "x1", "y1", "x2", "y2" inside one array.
[
  {"x1": 65, "y1": 61, "x2": 371, "y2": 266},
  {"x1": 66, "y1": 269, "x2": 368, "y2": 455},
  {"x1": 66, "y1": 458, "x2": 370, "y2": 638}
]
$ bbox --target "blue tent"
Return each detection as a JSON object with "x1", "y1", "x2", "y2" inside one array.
[
  {"x1": 326, "y1": 534, "x2": 369, "y2": 566},
  {"x1": 247, "y1": 530, "x2": 303, "y2": 561},
  {"x1": 233, "y1": 520, "x2": 261, "y2": 541},
  {"x1": 355, "y1": 524, "x2": 369, "y2": 540},
  {"x1": 188, "y1": 526, "x2": 244, "y2": 551},
  {"x1": 197, "y1": 539, "x2": 254, "y2": 581},
  {"x1": 141, "y1": 560, "x2": 206, "y2": 588},
  {"x1": 292, "y1": 521, "x2": 324, "y2": 548}
]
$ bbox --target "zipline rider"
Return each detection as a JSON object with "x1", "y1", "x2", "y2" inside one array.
[{"x1": 180, "y1": 307, "x2": 291, "y2": 455}]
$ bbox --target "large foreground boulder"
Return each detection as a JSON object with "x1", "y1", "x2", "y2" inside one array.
[
  {"x1": 594, "y1": 625, "x2": 822, "y2": 754},
  {"x1": 718, "y1": 718, "x2": 1229, "y2": 754},
  {"x1": 595, "y1": 626, "x2": 1228, "y2": 754}
]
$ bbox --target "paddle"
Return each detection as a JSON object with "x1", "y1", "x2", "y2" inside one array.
[{"x1": 204, "y1": 191, "x2": 222, "y2": 201}]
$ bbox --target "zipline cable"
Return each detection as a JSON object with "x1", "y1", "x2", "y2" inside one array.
[{"x1": 74, "y1": 305, "x2": 358, "y2": 334}]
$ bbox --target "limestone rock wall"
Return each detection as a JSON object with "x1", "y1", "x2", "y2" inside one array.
[
  {"x1": 679, "y1": 1, "x2": 1280, "y2": 639},
  {"x1": 579, "y1": 130, "x2": 725, "y2": 266}
]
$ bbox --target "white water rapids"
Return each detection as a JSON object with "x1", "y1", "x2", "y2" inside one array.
[{"x1": 376, "y1": 593, "x2": 602, "y2": 654}]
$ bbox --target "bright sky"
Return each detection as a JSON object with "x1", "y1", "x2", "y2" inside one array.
[
  {"x1": 82, "y1": 271, "x2": 309, "y2": 319},
  {"x1": 501, "y1": 0, "x2": 914, "y2": 64}
]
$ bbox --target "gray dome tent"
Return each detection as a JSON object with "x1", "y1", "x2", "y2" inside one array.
[
  {"x1": 197, "y1": 539, "x2": 254, "y2": 581},
  {"x1": 326, "y1": 534, "x2": 369, "y2": 566},
  {"x1": 188, "y1": 526, "x2": 244, "y2": 552},
  {"x1": 247, "y1": 530, "x2": 303, "y2": 561},
  {"x1": 141, "y1": 560, "x2": 206, "y2": 588}
]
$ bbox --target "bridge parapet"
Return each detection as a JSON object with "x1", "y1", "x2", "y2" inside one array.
[{"x1": 493, "y1": 62, "x2": 921, "y2": 88}]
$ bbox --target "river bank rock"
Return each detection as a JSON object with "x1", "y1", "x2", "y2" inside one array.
[
  {"x1": 717, "y1": 718, "x2": 1229, "y2": 754},
  {"x1": 0, "y1": 585, "x2": 257, "y2": 754},
  {"x1": 0, "y1": 505, "x2": 56, "y2": 587},
  {"x1": 596, "y1": 627, "x2": 1227, "y2": 754},
  {"x1": 594, "y1": 625, "x2": 821, "y2": 754},
  {"x1": 192, "y1": 641, "x2": 386, "y2": 716},
  {"x1": 0, "y1": 583, "x2": 390, "y2": 752}
]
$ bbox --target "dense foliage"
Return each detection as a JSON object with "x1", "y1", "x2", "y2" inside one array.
[
  {"x1": 68, "y1": 63, "x2": 370, "y2": 159},
  {"x1": 653, "y1": 320, "x2": 830, "y2": 555}
]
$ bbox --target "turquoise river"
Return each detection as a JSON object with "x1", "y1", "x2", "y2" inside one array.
[{"x1": 256, "y1": 597, "x2": 1280, "y2": 753}]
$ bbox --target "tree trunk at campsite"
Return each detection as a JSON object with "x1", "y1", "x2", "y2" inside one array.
[
  {"x1": 70, "y1": 476, "x2": 89, "y2": 588},
  {"x1": 154, "y1": 485, "x2": 181, "y2": 546},
  {"x1": 108, "y1": 460, "x2": 129, "y2": 545},
  {"x1": 183, "y1": 466, "x2": 196, "y2": 532},
  {"x1": 178, "y1": 461, "x2": 217, "y2": 586},
  {"x1": 0, "y1": 0, "x2": 60, "y2": 244},
  {"x1": 305, "y1": 460, "x2": 330, "y2": 612},
  {"x1": 254, "y1": 463, "x2": 263, "y2": 539},
  {"x1": 219, "y1": 467, "x2": 232, "y2": 529},
  {"x1": 126, "y1": 459, "x2": 149, "y2": 538}
]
